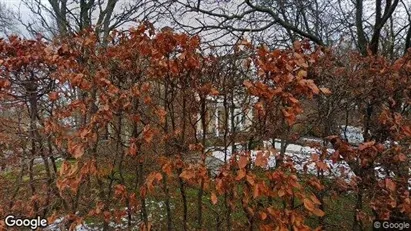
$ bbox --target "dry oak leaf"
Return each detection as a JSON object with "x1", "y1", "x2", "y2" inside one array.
[
  {"x1": 320, "y1": 87, "x2": 331, "y2": 95},
  {"x1": 156, "y1": 107, "x2": 167, "y2": 124},
  {"x1": 358, "y1": 141, "x2": 375, "y2": 151},
  {"x1": 179, "y1": 169, "x2": 195, "y2": 181},
  {"x1": 243, "y1": 80, "x2": 253, "y2": 88},
  {"x1": 142, "y1": 125, "x2": 154, "y2": 143},
  {"x1": 48, "y1": 91, "x2": 59, "y2": 101},
  {"x1": 235, "y1": 168, "x2": 246, "y2": 181},
  {"x1": 162, "y1": 162, "x2": 173, "y2": 176},
  {"x1": 209, "y1": 87, "x2": 219, "y2": 96},
  {"x1": 255, "y1": 152, "x2": 268, "y2": 167},
  {"x1": 238, "y1": 155, "x2": 248, "y2": 169},
  {"x1": 310, "y1": 195, "x2": 322, "y2": 205},
  {"x1": 303, "y1": 198, "x2": 315, "y2": 212},
  {"x1": 312, "y1": 208, "x2": 325, "y2": 217},
  {"x1": 128, "y1": 142, "x2": 137, "y2": 156},
  {"x1": 259, "y1": 211, "x2": 268, "y2": 220},
  {"x1": 398, "y1": 153, "x2": 407, "y2": 162},
  {"x1": 306, "y1": 79, "x2": 320, "y2": 94},
  {"x1": 316, "y1": 161, "x2": 328, "y2": 171},
  {"x1": 146, "y1": 172, "x2": 163, "y2": 192},
  {"x1": 211, "y1": 192, "x2": 218, "y2": 205},
  {"x1": 385, "y1": 178, "x2": 396, "y2": 191},
  {"x1": 282, "y1": 109, "x2": 296, "y2": 125},
  {"x1": 297, "y1": 70, "x2": 307, "y2": 79},
  {"x1": 69, "y1": 143, "x2": 84, "y2": 159}
]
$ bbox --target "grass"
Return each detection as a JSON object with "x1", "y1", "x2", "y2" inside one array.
[{"x1": 0, "y1": 156, "x2": 374, "y2": 230}]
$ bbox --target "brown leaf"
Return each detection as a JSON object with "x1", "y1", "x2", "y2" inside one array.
[
  {"x1": 311, "y1": 154, "x2": 319, "y2": 162},
  {"x1": 385, "y1": 179, "x2": 396, "y2": 191},
  {"x1": 243, "y1": 80, "x2": 253, "y2": 88},
  {"x1": 79, "y1": 128, "x2": 90, "y2": 139},
  {"x1": 128, "y1": 143, "x2": 137, "y2": 156},
  {"x1": 278, "y1": 189, "x2": 285, "y2": 197},
  {"x1": 282, "y1": 109, "x2": 296, "y2": 125},
  {"x1": 156, "y1": 107, "x2": 167, "y2": 124},
  {"x1": 297, "y1": 70, "x2": 307, "y2": 79},
  {"x1": 143, "y1": 125, "x2": 154, "y2": 143},
  {"x1": 254, "y1": 102, "x2": 265, "y2": 116},
  {"x1": 48, "y1": 91, "x2": 59, "y2": 101},
  {"x1": 402, "y1": 126, "x2": 411, "y2": 136},
  {"x1": 310, "y1": 195, "x2": 321, "y2": 205},
  {"x1": 246, "y1": 174, "x2": 255, "y2": 185},
  {"x1": 238, "y1": 155, "x2": 248, "y2": 169},
  {"x1": 309, "y1": 177, "x2": 324, "y2": 190},
  {"x1": 162, "y1": 162, "x2": 173, "y2": 176},
  {"x1": 114, "y1": 184, "x2": 126, "y2": 197},
  {"x1": 267, "y1": 207, "x2": 278, "y2": 216},
  {"x1": 180, "y1": 169, "x2": 195, "y2": 181},
  {"x1": 393, "y1": 58, "x2": 405, "y2": 71},
  {"x1": 211, "y1": 192, "x2": 218, "y2": 205},
  {"x1": 155, "y1": 172, "x2": 163, "y2": 181},
  {"x1": 303, "y1": 198, "x2": 315, "y2": 212},
  {"x1": 140, "y1": 187, "x2": 147, "y2": 198},
  {"x1": 253, "y1": 184, "x2": 259, "y2": 198},
  {"x1": 319, "y1": 87, "x2": 331, "y2": 95},
  {"x1": 242, "y1": 58, "x2": 252, "y2": 69},
  {"x1": 259, "y1": 211, "x2": 267, "y2": 220},
  {"x1": 209, "y1": 87, "x2": 219, "y2": 96},
  {"x1": 312, "y1": 208, "x2": 325, "y2": 217},
  {"x1": 103, "y1": 211, "x2": 111, "y2": 222},
  {"x1": 306, "y1": 80, "x2": 319, "y2": 94},
  {"x1": 235, "y1": 168, "x2": 246, "y2": 181},
  {"x1": 293, "y1": 40, "x2": 302, "y2": 50},
  {"x1": 288, "y1": 96, "x2": 299, "y2": 104},
  {"x1": 72, "y1": 144, "x2": 84, "y2": 159},
  {"x1": 316, "y1": 161, "x2": 328, "y2": 171},
  {"x1": 255, "y1": 152, "x2": 268, "y2": 167},
  {"x1": 144, "y1": 96, "x2": 152, "y2": 104},
  {"x1": 358, "y1": 141, "x2": 375, "y2": 151},
  {"x1": 146, "y1": 172, "x2": 163, "y2": 192},
  {"x1": 47, "y1": 212, "x2": 59, "y2": 224},
  {"x1": 398, "y1": 153, "x2": 407, "y2": 162}
]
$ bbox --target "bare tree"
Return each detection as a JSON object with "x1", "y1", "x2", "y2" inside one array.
[
  {"x1": 165, "y1": 0, "x2": 411, "y2": 56},
  {"x1": 167, "y1": 0, "x2": 346, "y2": 47},
  {"x1": 18, "y1": 0, "x2": 170, "y2": 41}
]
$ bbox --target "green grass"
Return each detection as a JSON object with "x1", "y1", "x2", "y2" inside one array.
[{"x1": 0, "y1": 157, "x2": 375, "y2": 230}]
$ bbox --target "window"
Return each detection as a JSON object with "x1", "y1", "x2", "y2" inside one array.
[{"x1": 234, "y1": 109, "x2": 244, "y2": 130}]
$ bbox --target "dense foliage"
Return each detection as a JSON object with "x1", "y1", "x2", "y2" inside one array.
[{"x1": 0, "y1": 23, "x2": 411, "y2": 230}]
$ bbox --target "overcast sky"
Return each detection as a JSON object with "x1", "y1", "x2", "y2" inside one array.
[
  {"x1": 0, "y1": 0, "x2": 236, "y2": 45},
  {"x1": 2, "y1": 0, "x2": 33, "y2": 19},
  {"x1": 1, "y1": 0, "x2": 37, "y2": 37},
  {"x1": 1, "y1": 0, "x2": 410, "y2": 51}
]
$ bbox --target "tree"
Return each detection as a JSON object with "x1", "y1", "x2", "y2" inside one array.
[
  {"x1": 1, "y1": 19, "x2": 411, "y2": 230},
  {"x1": 19, "y1": 0, "x2": 169, "y2": 42},
  {"x1": 167, "y1": 0, "x2": 410, "y2": 57}
]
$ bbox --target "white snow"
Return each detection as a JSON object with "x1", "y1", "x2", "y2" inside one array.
[
  {"x1": 339, "y1": 125, "x2": 364, "y2": 145},
  {"x1": 207, "y1": 139, "x2": 353, "y2": 179},
  {"x1": 45, "y1": 126, "x2": 408, "y2": 230}
]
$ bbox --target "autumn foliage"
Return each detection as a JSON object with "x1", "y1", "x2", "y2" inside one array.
[{"x1": 0, "y1": 23, "x2": 410, "y2": 230}]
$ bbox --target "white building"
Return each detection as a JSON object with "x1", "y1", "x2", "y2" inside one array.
[{"x1": 196, "y1": 94, "x2": 258, "y2": 138}]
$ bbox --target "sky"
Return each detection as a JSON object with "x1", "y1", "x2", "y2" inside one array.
[
  {"x1": 0, "y1": 0, "x2": 173, "y2": 38},
  {"x1": 1, "y1": 0, "x2": 410, "y2": 50},
  {"x1": 1, "y1": 0, "x2": 38, "y2": 37}
]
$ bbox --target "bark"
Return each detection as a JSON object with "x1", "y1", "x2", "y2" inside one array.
[
  {"x1": 355, "y1": 0, "x2": 368, "y2": 55},
  {"x1": 197, "y1": 96, "x2": 207, "y2": 230},
  {"x1": 48, "y1": 0, "x2": 68, "y2": 36}
]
